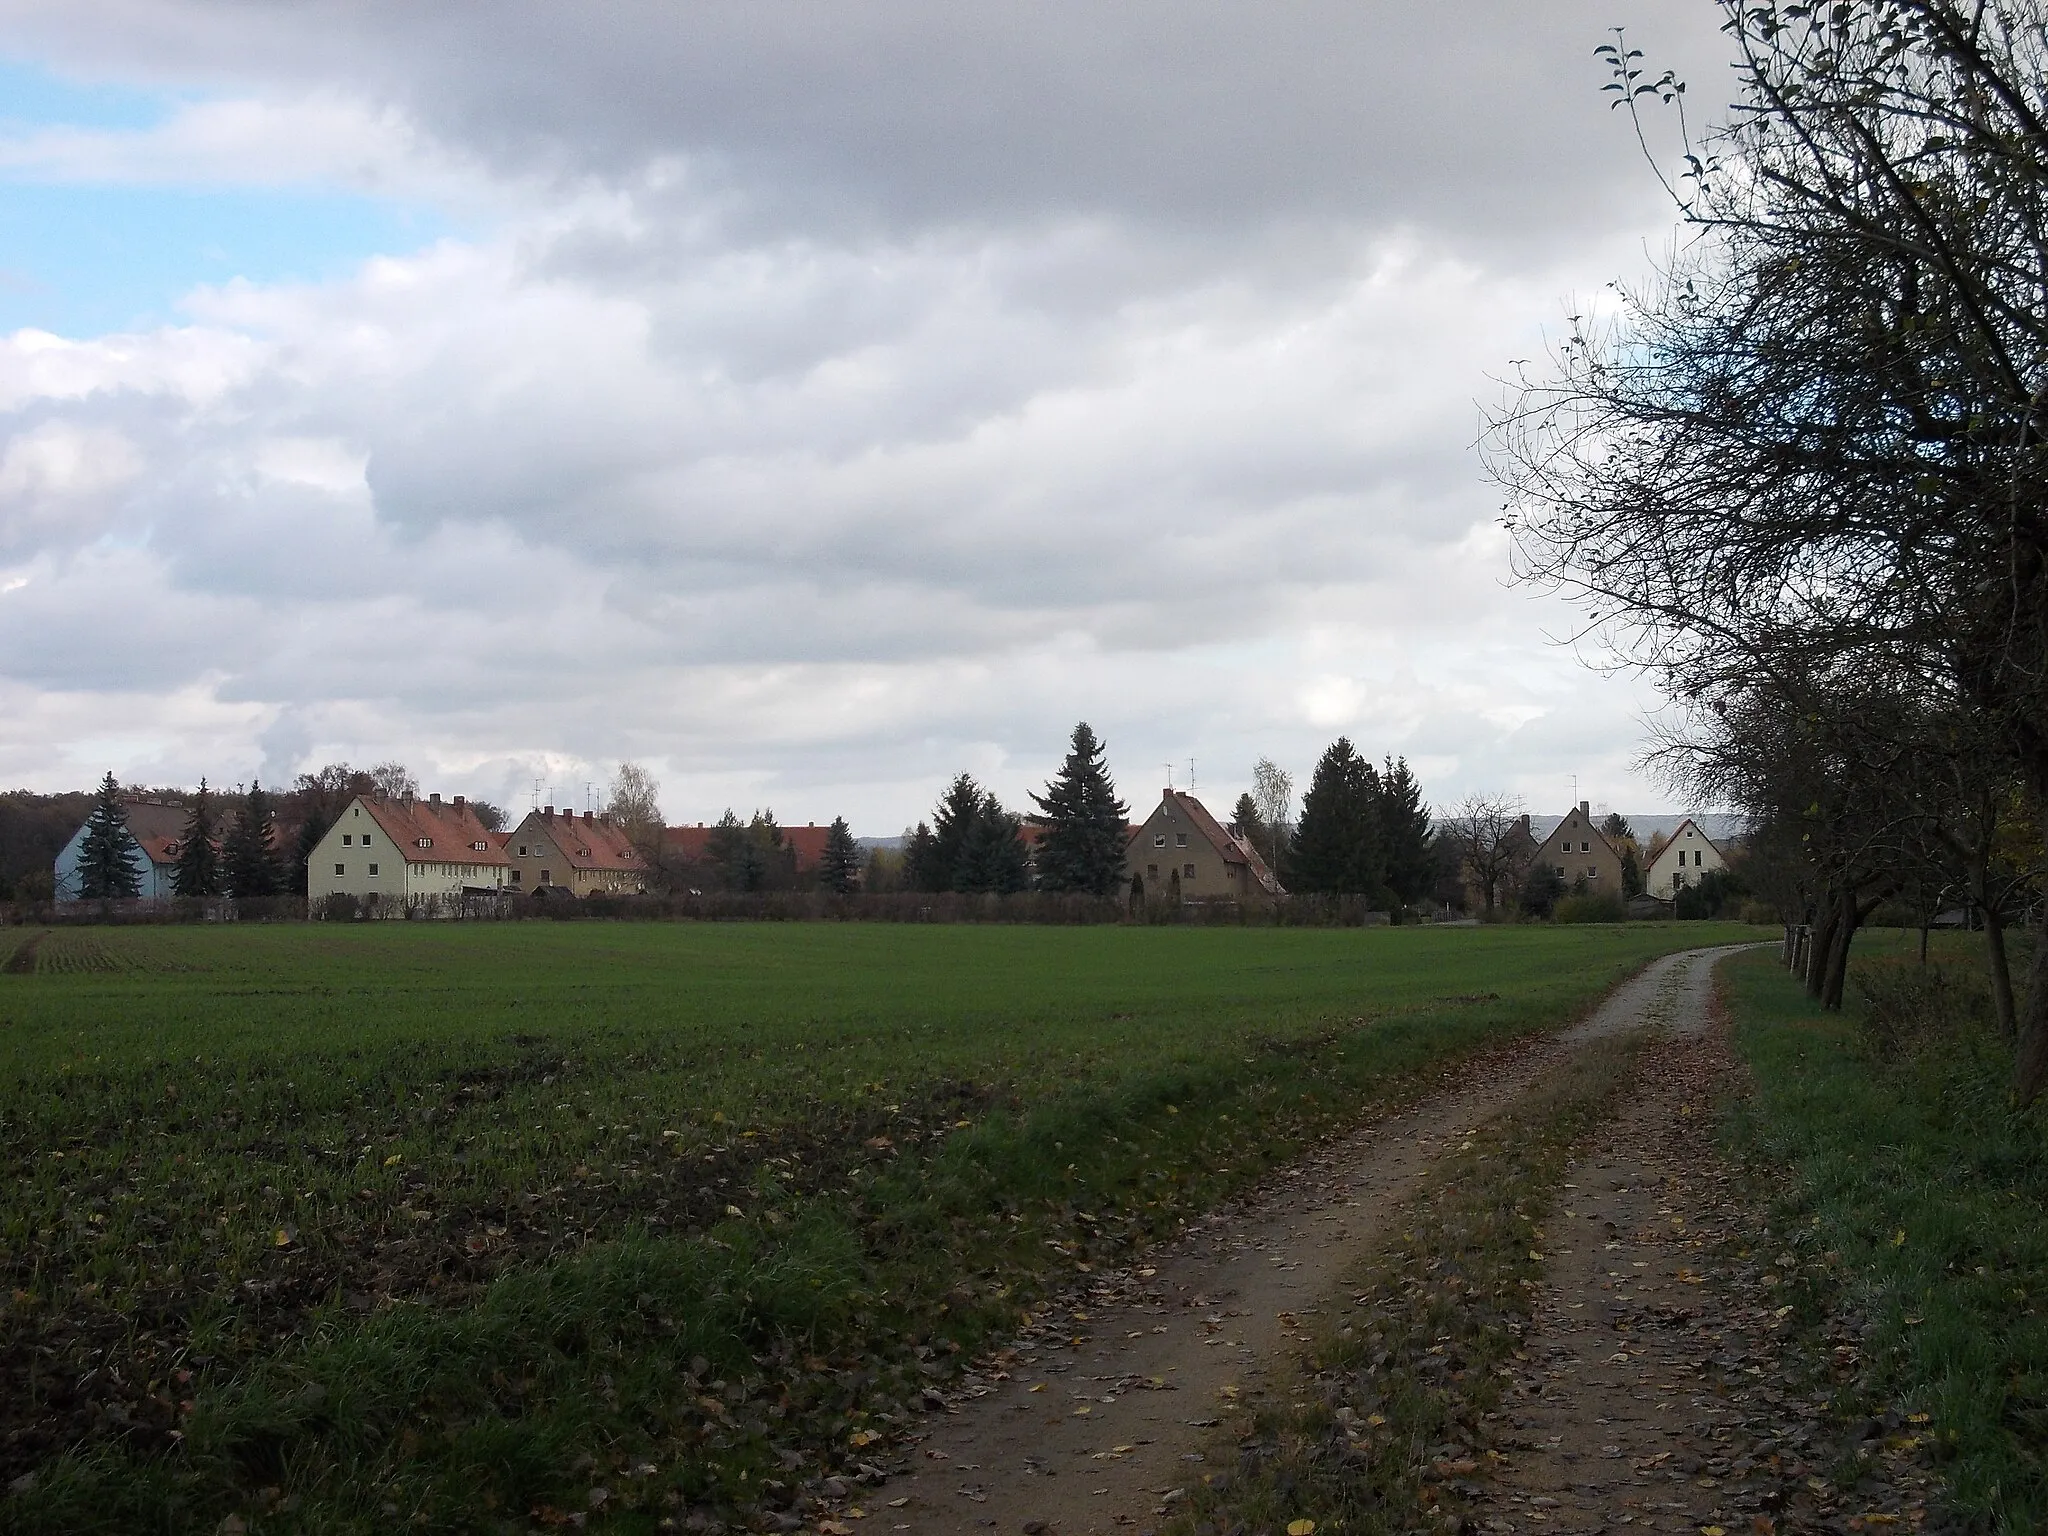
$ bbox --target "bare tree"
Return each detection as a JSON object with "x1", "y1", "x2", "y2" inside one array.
[
  {"x1": 1251, "y1": 757, "x2": 1293, "y2": 875},
  {"x1": 368, "y1": 762, "x2": 417, "y2": 801},
  {"x1": 1449, "y1": 793, "x2": 1531, "y2": 915},
  {"x1": 606, "y1": 761, "x2": 664, "y2": 857}
]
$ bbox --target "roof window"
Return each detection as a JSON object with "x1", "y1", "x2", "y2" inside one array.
[{"x1": 415, "y1": 837, "x2": 432, "y2": 849}]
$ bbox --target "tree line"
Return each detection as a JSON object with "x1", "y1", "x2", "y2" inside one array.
[{"x1": 1489, "y1": 1, "x2": 2048, "y2": 1099}]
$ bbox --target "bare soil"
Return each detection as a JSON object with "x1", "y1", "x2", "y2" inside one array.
[{"x1": 845, "y1": 948, "x2": 1756, "y2": 1536}]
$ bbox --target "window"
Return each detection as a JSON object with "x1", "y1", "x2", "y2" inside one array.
[
  {"x1": 1684, "y1": 828, "x2": 1694, "y2": 838},
  {"x1": 368, "y1": 863, "x2": 379, "y2": 876},
  {"x1": 1184, "y1": 863, "x2": 1197, "y2": 879},
  {"x1": 1555, "y1": 864, "x2": 1566, "y2": 877},
  {"x1": 1587, "y1": 867, "x2": 1599, "y2": 879},
  {"x1": 517, "y1": 845, "x2": 527, "y2": 856},
  {"x1": 415, "y1": 837, "x2": 432, "y2": 849},
  {"x1": 1694, "y1": 850, "x2": 1704, "y2": 866},
  {"x1": 1581, "y1": 840, "x2": 1591, "y2": 852},
  {"x1": 1153, "y1": 833, "x2": 1166, "y2": 848},
  {"x1": 511, "y1": 869, "x2": 522, "y2": 883},
  {"x1": 471, "y1": 841, "x2": 487, "y2": 851},
  {"x1": 1147, "y1": 864, "x2": 1158, "y2": 878},
  {"x1": 334, "y1": 863, "x2": 345, "y2": 876},
  {"x1": 541, "y1": 870, "x2": 551, "y2": 883},
  {"x1": 1175, "y1": 832, "x2": 1188, "y2": 848},
  {"x1": 341, "y1": 834, "x2": 352, "y2": 846}
]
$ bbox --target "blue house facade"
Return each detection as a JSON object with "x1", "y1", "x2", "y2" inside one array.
[{"x1": 53, "y1": 798, "x2": 186, "y2": 902}]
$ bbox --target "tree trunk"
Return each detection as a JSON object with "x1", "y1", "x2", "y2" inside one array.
[
  {"x1": 1820, "y1": 891, "x2": 1858, "y2": 1010},
  {"x1": 1806, "y1": 899, "x2": 1840, "y2": 1000},
  {"x1": 1782, "y1": 923, "x2": 1796, "y2": 967},
  {"x1": 1985, "y1": 904, "x2": 2018, "y2": 1043},
  {"x1": 2014, "y1": 908, "x2": 2048, "y2": 1108},
  {"x1": 1919, "y1": 918, "x2": 1930, "y2": 964}
]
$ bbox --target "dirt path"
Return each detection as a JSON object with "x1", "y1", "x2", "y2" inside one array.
[
  {"x1": 853, "y1": 946, "x2": 1755, "y2": 1536},
  {"x1": 1465, "y1": 969, "x2": 1940, "y2": 1536}
]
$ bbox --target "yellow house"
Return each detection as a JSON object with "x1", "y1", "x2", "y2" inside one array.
[
  {"x1": 504, "y1": 806, "x2": 648, "y2": 897},
  {"x1": 1645, "y1": 816, "x2": 1726, "y2": 900},
  {"x1": 1123, "y1": 789, "x2": 1284, "y2": 905},
  {"x1": 1529, "y1": 801, "x2": 1626, "y2": 893},
  {"x1": 307, "y1": 793, "x2": 510, "y2": 915}
]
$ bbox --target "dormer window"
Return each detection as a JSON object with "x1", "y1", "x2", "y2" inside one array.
[
  {"x1": 415, "y1": 837, "x2": 432, "y2": 849},
  {"x1": 471, "y1": 841, "x2": 487, "y2": 851}
]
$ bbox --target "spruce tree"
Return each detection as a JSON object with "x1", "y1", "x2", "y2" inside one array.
[
  {"x1": 818, "y1": 816, "x2": 862, "y2": 894},
  {"x1": 222, "y1": 780, "x2": 282, "y2": 898},
  {"x1": 1030, "y1": 722, "x2": 1130, "y2": 895},
  {"x1": 956, "y1": 794, "x2": 1029, "y2": 894},
  {"x1": 903, "y1": 822, "x2": 942, "y2": 892},
  {"x1": 1289, "y1": 738, "x2": 1385, "y2": 897},
  {"x1": 77, "y1": 772, "x2": 143, "y2": 900},
  {"x1": 171, "y1": 778, "x2": 222, "y2": 898},
  {"x1": 923, "y1": 774, "x2": 986, "y2": 892},
  {"x1": 1378, "y1": 756, "x2": 1434, "y2": 907}
]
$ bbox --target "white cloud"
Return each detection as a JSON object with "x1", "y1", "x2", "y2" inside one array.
[{"x1": 0, "y1": 3, "x2": 1732, "y2": 821}]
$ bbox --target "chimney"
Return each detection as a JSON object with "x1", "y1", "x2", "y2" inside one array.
[
  {"x1": 544, "y1": 804, "x2": 554, "y2": 817},
  {"x1": 430, "y1": 792, "x2": 441, "y2": 805},
  {"x1": 1519, "y1": 814, "x2": 1531, "y2": 833},
  {"x1": 453, "y1": 795, "x2": 465, "y2": 809},
  {"x1": 1580, "y1": 800, "x2": 1590, "y2": 818},
  {"x1": 583, "y1": 810, "x2": 593, "y2": 823}
]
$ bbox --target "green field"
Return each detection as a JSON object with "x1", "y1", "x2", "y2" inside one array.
[{"x1": 0, "y1": 920, "x2": 1749, "y2": 1533}]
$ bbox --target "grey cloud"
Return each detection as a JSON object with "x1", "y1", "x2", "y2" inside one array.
[{"x1": 5, "y1": 1, "x2": 1730, "y2": 250}]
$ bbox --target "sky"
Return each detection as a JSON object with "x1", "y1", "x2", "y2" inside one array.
[{"x1": 0, "y1": 1, "x2": 1732, "y2": 832}]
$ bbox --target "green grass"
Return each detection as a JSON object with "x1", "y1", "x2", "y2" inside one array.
[
  {"x1": 1722, "y1": 942, "x2": 2048, "y2": 1532},
  {"x1": 0, "y1": 920, "x2": 1748, "y2": 1533}
]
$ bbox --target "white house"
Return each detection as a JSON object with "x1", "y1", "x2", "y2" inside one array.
[
  {"x1": 53, "y1": 798, "x2": 186, "y2": 901},
  {"x1": 1645, "y1": 816, "x2": 1726, "y2": 900},
  {"x1": 307, "y1": 793, "x2": 509, "y2": 915}
]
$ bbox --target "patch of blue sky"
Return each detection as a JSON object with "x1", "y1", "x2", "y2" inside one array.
[
  {"x1": 0, "y1": 181, "x2": 447, "y2": 336},
  {"x1": 0, "y1": 58, "x2": 449, "y2": 337}
]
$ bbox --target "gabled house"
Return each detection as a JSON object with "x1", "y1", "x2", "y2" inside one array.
[
  {"x1": 1644, "y1": 816, "x2": 1725, "y2": 900},
  {"x1": 1123, "y1": 789, "x2": 1284, "y2": 905},
  {"x1": 1529, "y1": 801, "x2": 1626, "y2": 894},
  {"x1": 505, "y1": 806, "x2": 648, "y2": 897},
  {"x1": 307, "y1": 793, "x2": 510, "y2": 914},
  {"x1": 53, "y1": 797, "x2": 185, "y2": 901},
  {"x1": 661, "y1": 821, "x2": 837, "y2": 881}
]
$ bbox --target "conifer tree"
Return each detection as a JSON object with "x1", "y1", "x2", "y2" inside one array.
[
  {"x1": 1289, "y1": 738, "x2": 1385, "y2": 897},
  {"x1": 921, "y1": 774, "x2": 987, "y2": 892},
  {"x1": 903, "y1": 822, "x2": 942, "y2": 893},
  {"x1": 222, "y1": 780, "x2": 282, "y2": 898},
  {"x1": 818, "y1": 816, "x2": 862, "y2": 894},
  {"x1": 171, "y1": 778, "x2": 223, "y2": 898},
  {"x1": 76, "y1": 772, "x2": 143, "y2": 900},
  {"x1": 1030, "y1": 722, "x2": 1130, "y2": 895},
  {"x1": 1378, "y1": 756, "x2": 1434, "y2": 907},
  {"x1": 956, "y1": 794, "x2": 1029, "y2": 894}
]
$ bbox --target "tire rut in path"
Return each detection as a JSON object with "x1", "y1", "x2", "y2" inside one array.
[{"x1": 864, "y1": 947, "x2": 1751, "y2": 1536}]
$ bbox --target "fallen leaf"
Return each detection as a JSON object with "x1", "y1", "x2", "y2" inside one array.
[
  {"x1": 1288, "y1": 1522, "x2": 1317, "y2": 1536},
  {"x1": 1072, "y1": 1406, "x2": 1092, "y2": 1416},
  {"x1": 383, "y1": 1154, "x2": 402, "y2": 1167},
  {"x1": 273, "y1": 1227, "x2": 296, "y2": 1248},
  {"x1": 849, "y1": 1429, "x2": 880, "y2": 1447}
]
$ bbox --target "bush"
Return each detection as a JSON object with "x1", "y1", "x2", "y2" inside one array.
[
  {"x1": 1554, "y1": 892, "x2": 1625, "y2": 924},
  {"x1": 1738, "y1": 899, "x2": 1779, "y2": 925},
  {"x1": 1852, "y1": 961, "x2": 1996, "y2": 1063}
]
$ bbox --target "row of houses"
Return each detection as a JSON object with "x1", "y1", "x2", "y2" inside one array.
[
  {"x1": 1512, "y1": 801, "x2": 1728, "y2": 903},
  {"x1": 54, "y1": 787, "x2": 1723, "y2": 913}
]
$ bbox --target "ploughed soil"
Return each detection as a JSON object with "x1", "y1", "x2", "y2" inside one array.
[{"x1": 845, "y1": 949, "x2": 1758, "y2": 1536}]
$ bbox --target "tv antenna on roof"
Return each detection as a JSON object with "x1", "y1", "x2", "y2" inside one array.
[
  {"x1": 1188, "y1": 757, "x2": 1197, "y2": 791},
  {"x1": 1163, "y1": 762, "x2": 1174, "y2": 790},
  {"x1": 531, "y1": 778, "x2": 541, "y2": 811},
  {"x1": 585, "y1": 781, "x2": 595, "y2": 813}
]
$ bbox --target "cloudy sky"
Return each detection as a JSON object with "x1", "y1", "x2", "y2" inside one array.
[{"x1": 0, "y1": 1, "x2": 1729, "y2": 831}]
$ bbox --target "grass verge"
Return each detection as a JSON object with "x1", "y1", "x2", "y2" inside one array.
[
  {"x1": 1166, "y1": 1033, "x2": 1649, "y2": 1536},
  {"x1": 1720, "y1": 947, "x2": 2048, "y2": 1532}
]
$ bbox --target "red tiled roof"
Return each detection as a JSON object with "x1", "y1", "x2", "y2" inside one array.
[
  {"x1": 359, "y1": 795, "x2": 511, "y2": 868},
  {"x1": 117, "y1": 799, "x2": 189, "y2": 868},
  {"x1": 1169, "y1": 790, "x2": 1286, "y2": 896},
  {"x1": 663, "y1": 822, "x2": 838, "y2": 872},
  {"x1": 512, "y1": 809, "x2": 645, "y2": 872}
]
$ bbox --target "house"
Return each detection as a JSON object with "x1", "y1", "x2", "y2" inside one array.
[
  {"x1": 505, "y1": 806, "x2": 648, "y2": 896},
  {"x1": 1529, "y1": 801, "x2": 1626, "y2": 895},
  {"x1": 53, "y1": 797, "x2": 185, "y2": 901},
  {"x1": 1123, "y1": 789, "x2": 1284, "y2": 905},
  {"x1": 1644, "y1": 816, "x2": 1726, "y2": 900},
  {"x1": 306, "y1": 793, "x2": 510, "y2": 914},
  {"x1": 1459, "y1": 811, "x2": 1540, "y2": 913}
]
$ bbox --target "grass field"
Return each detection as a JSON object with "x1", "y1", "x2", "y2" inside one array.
[
  {"x1": 0, "y1": 920, "x2": 1749, "y2": 1533},
  {"x1": 1722, "y1": 938, "x2": 2048, "y2": 1532}
]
